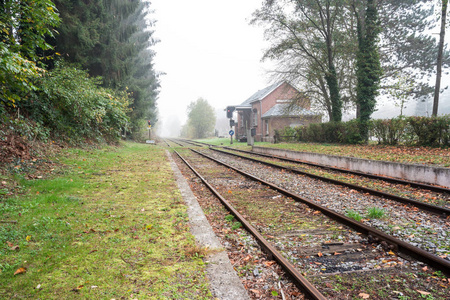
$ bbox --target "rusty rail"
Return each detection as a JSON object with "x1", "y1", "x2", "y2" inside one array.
[
  {"x1": 174, "y1": 149, "x2": 327, "y2": 300},
  {"x1": 191, "y1": 149, "x2": 450, "y2": 276},
  {"x1": 222, "y1": 146, "x2": 450, "y2": 194},
  {"x1": 211, "y1": 148, "x2": 450, "y2": 217}
]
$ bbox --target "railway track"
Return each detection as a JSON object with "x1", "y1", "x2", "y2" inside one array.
[
  {"x1": 209, "y1": 147, "x2": 450, "y2": 217},
  {"x1": 173, "y1": 139, "x2": 450, "y2": 212},
  {"x1": 165, "y1": 139, "x2": 450, "y2": 299},
  {"x1": 178, "y1": 138, "x2": 450, "y2": 194}
]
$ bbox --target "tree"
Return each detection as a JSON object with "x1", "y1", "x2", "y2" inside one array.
[
  {"x1": 50, "y1": 0, "x2": 160, "y2": 134},
  {"x1": 433, "y1": 0, "x2": 449, "y2": 116},
  {"x1": 0, "y1": 0, "x2": 60, "y2": 107},
  {"x1": 186, "y1": 98, "x2": 216, "y2": 139},
  {"x1": 378, "y1": 0, "x2": 450, "y2": 106},
  {"x1": 253, "y1": 0, "x2": 449, "y2": 122},
  {"x1": 252, "y1": 0, "x2": 345, "y2": 121},
  {"x1": 353, "y1": 0, "x2": 382, "y2": 142}
]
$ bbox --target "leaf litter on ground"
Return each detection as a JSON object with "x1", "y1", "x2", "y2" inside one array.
[{"x1": 0, "y1": 142, "x2": 213, "y2": 299}]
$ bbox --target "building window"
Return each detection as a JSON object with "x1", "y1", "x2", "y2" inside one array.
[
  {"x1": 265, "y1": 120, "x2": 269, "y2": 135},
  {"x1": 252, "y1": 109, "x2": 258, "y2": 126}
]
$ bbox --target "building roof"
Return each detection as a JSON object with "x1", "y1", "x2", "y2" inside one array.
[
  {"x1": 261, "y1": 103, "x2": 319, "y2": 119},
  {"x1": 239, "y1": 82, "x2": 285, "y2": 107}
]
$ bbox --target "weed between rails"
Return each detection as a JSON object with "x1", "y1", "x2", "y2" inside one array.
[{"x1": 0, "y1": 142, "x2": 212, "y2": 299}]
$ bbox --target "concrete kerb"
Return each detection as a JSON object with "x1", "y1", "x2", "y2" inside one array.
[
  {"x1": 252, "y1": 146, "x2": 450, "y2": 188},
  {"x1": 166, "y1": 150, "x2": 250, "y2": 300}
]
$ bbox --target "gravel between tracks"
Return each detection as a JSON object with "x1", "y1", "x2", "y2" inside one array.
[{"x1": 205, "y1": 150, "x2": 450, "y2": 260}]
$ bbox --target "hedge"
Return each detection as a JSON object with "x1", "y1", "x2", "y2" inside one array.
[{"x1": 276, "y1": 116, "x2": 449, "y2": 147}]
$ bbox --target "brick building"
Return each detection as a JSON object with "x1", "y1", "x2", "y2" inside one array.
[{"x1": 233, "y1": 81, "x2": 321, "y2": 142}]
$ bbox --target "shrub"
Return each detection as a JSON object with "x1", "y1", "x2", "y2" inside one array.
[
  {"x1": 20, "y1": 62, "x2": 131, "y2": 143},
  {"x1": 282, "y1": 115, "x2": 449, "y2": 147},
  {"x1": 407, "y1": 116, "x2": 450, "y2": 147},
  {"x1": 294, "y1": 120, "x2": 361, "y2": 144},
  {"x1": 371, "y1": 117, "x2": 407, "y2": 145}
]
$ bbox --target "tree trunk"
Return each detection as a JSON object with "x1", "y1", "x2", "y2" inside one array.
[{"x1": 432, "y1": 0, "x2": 448, "y2": 116}]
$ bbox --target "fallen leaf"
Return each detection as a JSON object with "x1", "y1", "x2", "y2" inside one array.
[
  {"x1": 26, "y1": 235, "x2": 31, "y2": 242},
  {"x1": 71, "y1": 285, "x2": 84, "y2": 292},
  {"x1": 416, "y1": 290, "x2": 431, "y2": 296},
  {"x1": 317, "y1": 252, "x2": 323, "y2": 257},
  {"x1": 334, "y1": 252, "x2": 342, "y2": 255},
  {"x1": 14, "y1": 267, "x2": 27, "y2": 275},
  {"x1": 359, "y1": 292, "x2": 370, "y2": 299},
  {"x1": 264, "y1": 261, "x2": 276, "y2": 267},
  {"x1": 388, "y1": 250, "x2": 395, "y2": 256},
  {"x1": 6, "y1": 241, "x2": 14, "y2": 247},
  {"x1": 422, "y1": 266, "x2": 428, "y2": 272}
]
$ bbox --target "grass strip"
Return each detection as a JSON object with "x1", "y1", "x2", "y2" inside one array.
[{"x1": 0, "y1": 142, "x2": 212, "y2": 299}]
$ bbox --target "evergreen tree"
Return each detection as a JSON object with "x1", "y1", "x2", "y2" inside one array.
[{"x1": 50, "y1": 0, "x2": 159, "y2": 135}]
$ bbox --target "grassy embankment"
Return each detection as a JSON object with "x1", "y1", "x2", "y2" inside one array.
[{"x1": 0, "y1": 142, "x2": 212, "y2": 299}]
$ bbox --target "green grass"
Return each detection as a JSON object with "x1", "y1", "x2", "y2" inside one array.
[
  {"x1": 224, "y1": 214, "x2": 234, "y2": 222},
  {"x1": 345, "y1": 209, "x2": 362, "y2": 222},
  {"x1": 0, "y1": 142, "x2": 212, "y2": 299},
  {"x1": 367, "y1": 207, "x2": 386, "y2": 219}
]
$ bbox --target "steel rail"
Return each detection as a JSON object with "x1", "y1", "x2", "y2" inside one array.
[
  {"x1": 176, "y1": 138, "x2": 207, "y2": 147},
  {"x1": 191, "y1": 149, "x2": 450, "y2": 276},
  {"x1": 223, "y1": 147, "x2": 450, "y2": 194},
  {"x1": 166, "y1": 138, "x2": 185, "y2": 147},
  {"x1": 211, "y1": 148, "x2": 450, "y2": 217},
  {"x1": 178, "y1": 139, "x2": 215, "y2": 147},
  {"x1": 173, "y1": 149, "x2": 327, "y2": 300}
]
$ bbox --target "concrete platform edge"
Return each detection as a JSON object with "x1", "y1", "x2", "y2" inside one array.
[
  {"x1": 166, "y1": 150, "x2": 250, "y2": 300},
  {"x1": 252, "y1": 146, "x2": 450, "y2": 188}
]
